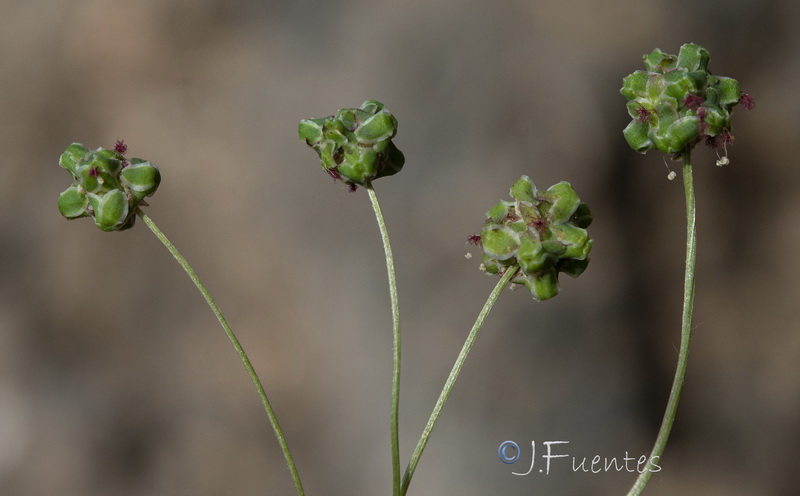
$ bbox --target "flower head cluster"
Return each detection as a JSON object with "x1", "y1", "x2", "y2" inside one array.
[
  {"x1": 298, "y1": 100, "x2": 404, "y2": 188},
  {"x1": 621, "y1": 43, "x2": 752, "y2": 156},
  {"x1": 57, "y1": 142, "x2": 160, "y2": 231},
  {"x1": 476, "y1": 176, "x2": 593, "y2": 301}
]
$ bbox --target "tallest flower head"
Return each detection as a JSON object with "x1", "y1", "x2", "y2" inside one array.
[
  {"x1": 621, "y1": 43, "x2": 753, "y2": 156},
  {"x1": 298, "y1": 100, "x2": 405, "y2": 188}
]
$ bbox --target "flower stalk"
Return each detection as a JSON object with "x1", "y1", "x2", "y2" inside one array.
[
  {"x1": 366, "y1": 184, "x2": 403, "y2": 496},
  {"x1": 400, "y1": 266, "x2": 518, "y2": 495},
  {"x1": 137, "y1": 209, "x2": 305, "y2": 496},
  {"x1": 620, "y1": 43, "x2": 752, "y2": 494},
  {"x1": 626, "y1": 154, "x2": 696, "y2": 496},
  {"x1": 57, "y1": 143, "x2": 304, "y2": 495}
]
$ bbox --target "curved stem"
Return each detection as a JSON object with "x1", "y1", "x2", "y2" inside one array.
[
  {"x1": 401, "y1": 266, "x2": 518, "y2": 495},
  {"x1": 626, "y1": 153, "x2": 696, "y2": 496},
  {"x1": 136, "y1": 209, "x2": 305, "y2": 496},
  {"x1": 365, "y1": 185, "x2": 402, "y2": 496}
]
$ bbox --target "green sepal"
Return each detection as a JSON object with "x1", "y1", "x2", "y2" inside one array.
[
  {"x1": 664, "y1": 70, "x2": 698, "y2": 101},
  {"x1": 558, "y1": 258, "x2": 589, "y2": 278},
  {"x1": 481, "y1": 253, "x2": 500, "y2": 275},
  {"x1": 620, "y1": 71, "x2": 649, "y2": 100},
  {"x1": 531, "y1": 270, "x2": 560, "y2": 301},
  {"x1": 677, "y1": 43, "x2": 709, "y2": 72},
  {"x1": 716, "y1": 77, "x2": 741, "y2": 107},
  {"x1": 515, "y1": 202, "x2": 543, "y2": 229},
  {"x1": 58, "y1": 185, "x2": 90, "y2": 219},
  {"x1": 85, "y1": 148, "x2": 124, "y2": 175},
  {"x1": 480, "y1": 224, "x2": 520, "y2": 261},
  {"x1": 77, "y1": 165, "x2": 109, "y2": 194},
  {"x1": 571, "y1": 203, "x2": 593, "y2": 229},
  {"x1": 88, "y1": 189, "x2": 129, "y2": 232},
  {"x1": 487, "y1": 201, "x2": 511, "y2": 223},
  {"x1": 121, "y1": 161, "x2": 161, "y2": 202},
  {"x1": 59, "y1": 143, "x2": 89, "y2": 176},
  {"x1": 354, "y1": 111, "x2": 398, "y2": 144},
  {"x1": 517, "y1": 232, "x2": 557, "y2": 274},
  {"x1": 541, "y1": 239, "x2": 567, "y2": 257},
  {"x1": 318, "y1": 140, "x2": 341, "y2": 169},
  {"x1": 510, "y1": 175, "x2": 536, "y2": 202},
  {"x1": 359, "y1": 100, "x2": 385, "y2": 114},
  {"x1": 700, "y1": 106, "x2": 726, "y2": 134},
  {"x1": 542, "y1": 182, "x2": 579, "y2": 223},
  {"x1": 550, "y1": 224, "x2": 590, "y2": 259},
  {"x1": 298, "y1": 118, "x2": 325, "y2": 145},
  {"x1": 623, "y1": 120, "x2": 653, "y2": 153},
  {"x1": 663, "y1": 116, "x2": 700, "y2": 153},
  {"x1": 374, "y1": 142, "x2": 405, "y2": 179},
  {"x1": 336, "y1": 108, "x2": 359, "y2": 131},
  {"x1": 337, "y1": 157, "x2": 371, "y2": 185},
  {"x1": 643, "y1": 48, "x2": 676, "y2": 72}
]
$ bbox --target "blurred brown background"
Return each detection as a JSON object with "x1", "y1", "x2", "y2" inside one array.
[{"x1": 1, "y1": 0, "x2": 797, "y2": 494}]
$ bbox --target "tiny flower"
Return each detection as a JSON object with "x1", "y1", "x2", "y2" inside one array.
[
  {"x1": 720, "y1": 129, "x2": 734, "y2": 145},
  {"x1": 634, "y1": 105, "x2": 654, "y2": 124},
  {"x1": 683, "y1": 95, "x2": 704, "y2": 110},
  {"x1": 739, "y1": 93, "x2": 755, "y2": 110},
  {"x1": 114, "y1": 139, "x2": 128, "y2": 155}
]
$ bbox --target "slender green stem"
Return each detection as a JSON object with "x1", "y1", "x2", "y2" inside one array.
[
  {"x1": 626, "y1": 153, "x2": 697, "y2": 496},
  {"x1": 365, "y1": 185, "x2": 402, "y2": 496},
  {"x1": 136, "y1": 209, "x2": 304, "y2": 496},
  {"x1": 401, "y1": 266, "x2": 518, "y2": 495}
]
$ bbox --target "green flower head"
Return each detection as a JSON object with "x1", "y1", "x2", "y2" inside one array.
[
  {"x1": 57, "y1": 141, "x2": 160, "y2": 231},
  {"x1": 472, "y1": 176, "x2": 593, "y2": 301},
  {"x1": 299, "y1": 100, "x2": 405, "y2": 189},
  {"x1": 621, "y1": 43, "x2": 754, "y2": 157}
]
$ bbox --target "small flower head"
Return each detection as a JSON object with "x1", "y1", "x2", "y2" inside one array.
[
  {"x1": 476, "y1": 176, "x2": 593, "y2": 301},
  {"x1": 114, "y1": 139, "x2": 128, "y2": 155},
  {"x1": 299, "y1": 100, "x2": 405, "y2": 188},
  {"x1": 57, "y1": 142, "x2": 160, "y2": 231},
  {"x1": 634, "y1": 104, "x2": 654, "y2": 124},
  {"x1": 620, "y1": 43, "x2": 752, "y2": 158},
  {"x1": 739, "y1": 93, "x2": 755, "y2": 110}
]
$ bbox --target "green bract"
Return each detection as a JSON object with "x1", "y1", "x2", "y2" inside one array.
[
  {"x1": 299, "y1": 100, "x2": 405, "y2": 187},
  {"x1": 621, "y1": 43, "x2": 745, "y2": 156},
  {"x1": 57, "y1": 143, "x2": 160, "y2": 231},
  {"x1": 476, "y1": 176, "x2": 593, "y2": 301}
]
